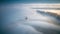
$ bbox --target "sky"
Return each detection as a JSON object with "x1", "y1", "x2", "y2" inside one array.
[
  {"x1": 1, "y1": 3, "x2": 60, "y2": 34},
  {"x1": 1, "y1": 0, "x2": 60, "y2": 34},
  {"x1": 1, "y1": 0, "x2": 60, "y2": 3}
]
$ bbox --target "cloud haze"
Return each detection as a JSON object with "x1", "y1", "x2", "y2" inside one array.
[{"x1": 1, "y1": 3, "x2": 60, "y2": 34}]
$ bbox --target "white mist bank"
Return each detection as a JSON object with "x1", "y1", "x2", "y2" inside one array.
[{"x1": 1, "y1": 3, "x2": 60, "y2": 34}]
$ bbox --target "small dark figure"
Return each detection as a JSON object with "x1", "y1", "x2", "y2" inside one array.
[{"x1": 25, "y1": 17, "x2": 28, "y2": 20}]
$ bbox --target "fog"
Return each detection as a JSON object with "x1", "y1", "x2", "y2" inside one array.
[{"x1": 1, "y1": 3, "x2": 60, "y2": 34}]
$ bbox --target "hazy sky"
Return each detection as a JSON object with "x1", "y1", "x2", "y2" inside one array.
[
  {"x1": 1, "y1": 0, "x2": 60, "y2": 34},
  {"x1": 1, "y1": 0, "x2": 60, "y2": 3}
]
